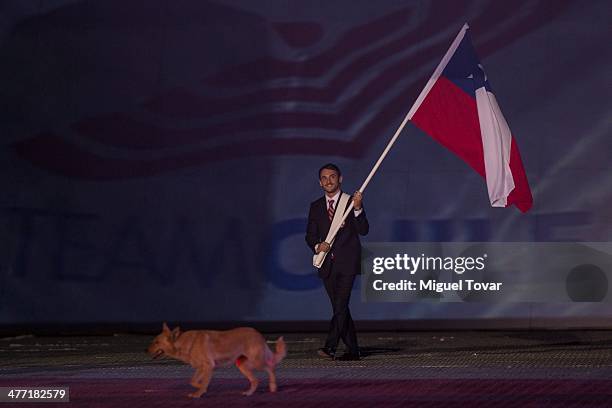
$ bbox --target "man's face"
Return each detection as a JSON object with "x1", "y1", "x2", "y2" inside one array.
[{"x1": 319, "y1": 168, "x2": 342, "y2": 195}]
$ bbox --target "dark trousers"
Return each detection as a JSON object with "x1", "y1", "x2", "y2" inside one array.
[{"x1": 323, "y1": 267, "x2": 358, "y2": 354}]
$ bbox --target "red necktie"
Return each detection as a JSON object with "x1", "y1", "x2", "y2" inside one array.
[
  {"x1": 328, "y1": 199, "x2": 335, "y2": 221},
  {"x1": 328, "y1": 199, "x2": 335, "y2": 260}
]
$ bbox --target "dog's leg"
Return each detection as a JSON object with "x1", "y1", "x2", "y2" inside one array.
[
  {"x1": 190, "y1": 368, "x2": 203, "y2": 388},
  {"x1": 236, "y1": 360, "x2": 258, "y2": 396},
  {"x1": 265, "y1": 366, "x2": 277, "y2": 393},
  {"x1": 188, "y1": 363, "x2": 213, "y2": 398}
]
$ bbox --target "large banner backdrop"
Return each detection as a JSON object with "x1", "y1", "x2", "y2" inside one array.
[{"x1": 1, "y1": 0, "x2": 611, "y2": 324}]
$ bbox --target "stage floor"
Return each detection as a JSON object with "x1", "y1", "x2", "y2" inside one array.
[{"x1": 2, "y1": 330, "x2": 612, "y2": 407}]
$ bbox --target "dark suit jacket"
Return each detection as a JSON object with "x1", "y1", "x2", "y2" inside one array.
[{"x1": 305, "y1": 193, "x2": 369, "y2": 279}]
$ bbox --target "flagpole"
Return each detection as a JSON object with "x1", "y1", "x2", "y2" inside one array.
[
  {"x1": 313, "y1": 23, "x2": 471, "y2": 268},
  {"x1": 359, "y1": 23, "x2": 469, "y2": 193},
  {"x1": 407, "y1": 23, "x2": 469, "y2": 120},
  {"x1": 312, "y1": 107, "x2": 412, "y2": 267}
]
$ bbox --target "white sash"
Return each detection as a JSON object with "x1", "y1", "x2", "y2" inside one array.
[{"x1": 312, "y1": 192, "x2": 350, "y2": 268}]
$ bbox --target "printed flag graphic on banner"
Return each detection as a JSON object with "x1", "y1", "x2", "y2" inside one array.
[{"x1": 408, "y1": 24, "x2": 533, "y2": 212}]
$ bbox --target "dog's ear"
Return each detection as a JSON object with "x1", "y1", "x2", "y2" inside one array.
[
  {"x1": 171, "y1": 326, "x2": 181, "y2": 341},
  {"x1": 162, "y1": 322, "x2": 170, "y2": 333}
]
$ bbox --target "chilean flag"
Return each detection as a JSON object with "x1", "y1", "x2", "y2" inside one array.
[{"x1": 408, "y1": 24, "x2": 533, "y2": 212}]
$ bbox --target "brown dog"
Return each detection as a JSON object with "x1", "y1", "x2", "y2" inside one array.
[{"x1": 147, "y1": 323, "x2": 286, "y2": 397}]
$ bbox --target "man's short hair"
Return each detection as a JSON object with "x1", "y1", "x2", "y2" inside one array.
[{"x1": 319, "y1": 163, "x2": 342, "y2": 179}]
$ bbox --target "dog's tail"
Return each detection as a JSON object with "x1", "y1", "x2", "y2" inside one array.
[{"x1": 273, "y1": 336, "x2": 287, "y2": 365}]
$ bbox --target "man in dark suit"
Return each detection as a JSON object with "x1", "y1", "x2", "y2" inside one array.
[{"x1": 305, "y1": 163, "x2": 369, "y2": 361}]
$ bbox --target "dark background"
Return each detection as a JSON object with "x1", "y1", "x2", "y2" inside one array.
[{"x1": 1, "y1": 0, "x2": 610, "y2": 328}]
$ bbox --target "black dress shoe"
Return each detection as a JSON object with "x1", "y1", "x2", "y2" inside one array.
[
  {"x1": 317, "y1": 347, "x2": 336, "y2": 359},
  {"x1": 337, "y1": 352, "x2": 361, "y2": 361}
]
